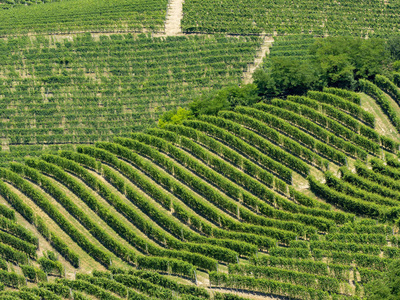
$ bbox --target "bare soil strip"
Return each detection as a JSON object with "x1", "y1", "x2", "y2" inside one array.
[
  {"x1": 360, "y1": 93, "x2": 400, "y2": 143},
  {"x1": 242, "y1": 36, "x2": 274, "y2": 84},
  {"x1": 164, "y1": 0, "x2": 184, "y2": 36}
]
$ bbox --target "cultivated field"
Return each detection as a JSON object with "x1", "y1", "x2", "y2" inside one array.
[{"x1": 0, "y1": 1, "x2": 400, "y2": 300}]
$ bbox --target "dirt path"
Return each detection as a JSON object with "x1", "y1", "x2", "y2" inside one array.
[
  {"x1": 360, "y1": 93, "x2": 400, "y2": 143},
  {"x1": 242, "y1": 36, "x2": 274, "y2": 84},
  {"x1": 165, "y1": 0, "x2": 184, "y2": 36}
]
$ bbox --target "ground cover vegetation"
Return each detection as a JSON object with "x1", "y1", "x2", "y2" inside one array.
[{"x1": 0, "y1": 0, "x2": 400, "y2": 299}]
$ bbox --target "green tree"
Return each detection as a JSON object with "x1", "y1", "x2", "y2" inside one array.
[
  {"x1": 158, "y1": 107, "x2": 192, "y2": 128},
  {"x1": 387, "y1": 35, "x2": 400, "y2": 61},
  {"x1": 365, "y1": 260, "x2": 400, "y2": 299},
  {"x1": 310, "y1": 36, "x2": 389, "y2": 86},
  {"x1": 253, "y1": 57, "x2": 321, "y2": 98},
  {"x1": 190, "y1": 84, "x2": 259, "y2": 116}
]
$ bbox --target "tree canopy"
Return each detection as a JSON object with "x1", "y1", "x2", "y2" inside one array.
[
  {"x1": 254, "y1": 36, "x2": 392, "y2": 97},
  {"x1": 365, "y1": 260, "x2": 400, "y2": 300}
]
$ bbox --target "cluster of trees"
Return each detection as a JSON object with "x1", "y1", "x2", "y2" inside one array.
[
  {"x1": 254, "y1": 36, "x2": 400, "y2": 98},
  {"x1": 158, "y1": 84, "x2": 261, "y2": 127}
]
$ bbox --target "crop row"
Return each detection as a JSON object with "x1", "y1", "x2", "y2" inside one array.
[
  {"x1": 0, "y1": 0, "x2": 167, "y2": 35},
  {"x1": 182, "y1": 0, "x2": 400, "y2": 36},
  {"x1": 88, "y1": 142, "x2": 303, "y2": 242},
  {"x1": 0, "y1": 35, "x2": 260, "y2": 154},
  {"x1": 255, "y1": 103, "x2": 368, "y2": 161},
  {"x1": 21, "y1": 159, "x2": 219, "y2": 271},
  {"x1": 235, "y1": 106, "x2": 347, "y2": 165},
  {"x1": 129, "y1": 133, "x2": 336, "y2": 232},
  {"x1": 146, "y1": 127, "x2": 353, "y2": 225},
  {"x1": 269, "y1": 98, "x2": 380, "y2": 155}
]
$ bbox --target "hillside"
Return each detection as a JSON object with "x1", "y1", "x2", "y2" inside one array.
[
  {"x1": 0, "y1": 0, "x2": 168, "y2": 34},
  {"x1": 1, "y1": 86, "x2": 400, "y2": 299},
  {"x1": 0, "y1": 0, "x2": 400, "y2": 299},
  {"x1": 0, "y1": 34, "x2": 260, "y2": 165},
  {"x1": 182, "y1": 0, "x2": 400, "y2": 36}
]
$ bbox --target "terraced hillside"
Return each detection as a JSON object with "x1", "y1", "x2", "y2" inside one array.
[
  {"x1": 0, "y1": 0, "x2": 168, "y2": 34},
  {"x1": 182, "y1": 0, "x2": 400, "y2": 36},
  {"x1": 1, "y1": 0, "x2": 69, "y2": 9},
  {"x1": 1, "y1": 84, "x2": 400, "y2": 299},
  {"x1": 0, "y1": 34, "x2": 261, "y2": 165},
  {"x1": 1, "y1": 0, "x2": 400, "y2": 299},
  {"x1": 263, "y1": 35, "x2": 316, "y2": 68}
]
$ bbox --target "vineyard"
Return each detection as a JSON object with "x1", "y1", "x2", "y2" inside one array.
[
  {"x1": 0, "y1": 0, "x2": 169, "y2": 35},
  {"x1": 1, "y1": 81, "x2": 400, "y2": 298},
  {"x1": 0, "y1": 0, "x2": 400, "y2": 299},
  {"x1": 182, "y1": 0, "x2": 400, "y2": 36},
  {"x1": 263, "y1": 35, "x2": 317, "y2": 68},
  {"x1": 0, "y1": 34, "x2": 260, "y2": 165},
  {"x1": 0, "y1": 0, "x2": 66, "y2": 9}
]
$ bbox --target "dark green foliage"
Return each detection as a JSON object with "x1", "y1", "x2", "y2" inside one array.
[
  {"x1": 255, "y1": 36, "x2": 390, "y2": 97},
  {"x1": 365, "y1": 260, "x2": 400, "y2": 299},
  {"x1": 0, "y1": 269, "x2": 26, "y2": 288},
  {"x1": 253, "y1": 57, "x2": 321, "y2": 97},
  {"x1": 38, "y1": 257, "x2": 63, "y2": 276},
  {"x1": 21, "y1": 265, "x2": 47, "y2": 283},
  {"x1": 311, "y1": 37, "x2": 389, "y2": 86},
  {"x1": 387, "y1": 35, "x2": 400, "y2": 61},
  {"x1": 190, "y1": 84, "x2": 259, "y2": 116}
]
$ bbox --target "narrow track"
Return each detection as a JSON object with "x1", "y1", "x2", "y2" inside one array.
[
  {"x1": 243, "y1": 36, "x2": 274, "y2": 84},
  {"x1": 165, "y1": 0, "x2": 184, "y2": 36}
]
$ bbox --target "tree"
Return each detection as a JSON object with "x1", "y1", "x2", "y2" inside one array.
[
  {"x1": 310, "y1": 36, "x2": 389, "y2": 85},
  {"x1": 253, "y1": 57, "x2": 321, "y2": 98},
  {"x1": 365, "y1": 260, "x2": 400, "y2": 300},
  {"x1": 387, "y1": 35, "x2": 400, "y2": 61},
  {"x1": 158, "y1": 107, "x2": 192, "y2": 128},
  {"x1": 189, "y1": 84, "x2": 260, "y2": 116}
]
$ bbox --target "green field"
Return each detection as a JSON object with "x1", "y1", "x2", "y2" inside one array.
[
  {"x1": 0, "y1": 0, "x2": 168, "y2": 34},
  {"x1": 0, "y1": 34, "x2": 260, "y2": 165},
  {"x1": 0, "y1": 0, "x2": 400, "y2": 299},
  {"x1": 182, "y1": 0, "x2": 400, "y2": 36}
]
